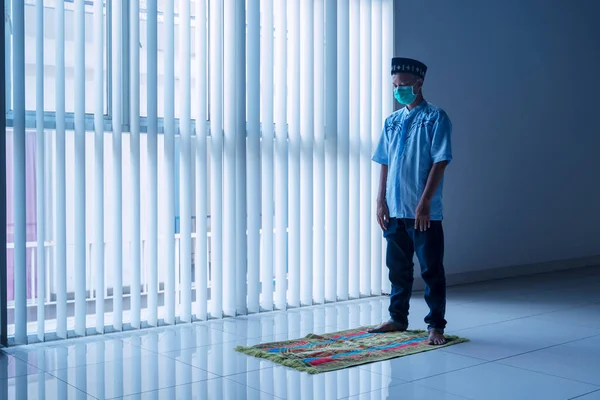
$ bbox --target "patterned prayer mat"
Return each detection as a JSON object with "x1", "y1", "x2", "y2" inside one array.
[{"x1": 235, "y1": 327, "x2": 469, "y2": 374}]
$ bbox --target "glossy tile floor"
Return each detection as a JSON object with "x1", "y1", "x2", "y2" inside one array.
[{"x1": 2, "y1": 265, "x2": 600, "y2": 400}]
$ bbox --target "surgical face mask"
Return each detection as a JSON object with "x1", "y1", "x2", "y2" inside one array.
[{"x1": 394, "y1": 84, "x2": 418, "y2": 105}]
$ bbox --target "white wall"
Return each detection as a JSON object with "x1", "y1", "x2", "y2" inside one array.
[{"x1": 394, "y1": 0, "x2": 600, "y2": 275}]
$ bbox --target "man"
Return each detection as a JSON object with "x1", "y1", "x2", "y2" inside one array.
[{"x1": 369, "y1": 57, "x2": 452, "y2": 345}]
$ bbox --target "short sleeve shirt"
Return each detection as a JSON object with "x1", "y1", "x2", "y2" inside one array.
[{"x1": 372, "y1": 101, "x2": 453, "y2": 220}]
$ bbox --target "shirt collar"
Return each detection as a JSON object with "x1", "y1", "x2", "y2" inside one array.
[{"x1": 406, "y1": 99, "x2": 428, "y2": 115}]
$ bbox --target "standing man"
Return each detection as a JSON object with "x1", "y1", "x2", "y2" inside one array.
[{"x1": 369, "y1": 57, "x2": 452, "y2": 345}]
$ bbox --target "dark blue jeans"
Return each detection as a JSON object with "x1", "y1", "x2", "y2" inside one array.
[{"x1": 383, "y1": 218, "x2": 447, "y2": 333}]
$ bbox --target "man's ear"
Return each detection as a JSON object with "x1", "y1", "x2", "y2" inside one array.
[{"x1": 415, "y1": 78, "x2": 424, "y2": 93}]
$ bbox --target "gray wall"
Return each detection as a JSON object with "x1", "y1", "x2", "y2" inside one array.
[{"x1": 394, "y1": 0, "x2": 600, "y2": 274}]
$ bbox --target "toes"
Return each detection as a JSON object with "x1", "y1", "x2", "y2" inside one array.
[{"x1": 428, "y1": 334, "x2": 447, "y2": 346}]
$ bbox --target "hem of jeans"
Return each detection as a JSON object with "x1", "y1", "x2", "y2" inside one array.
[
  {"x1": 388, "y1": 318, "x2": 409, "y2": 330},
  {"x1": 427, "y1": 326, "x2": 445, "y2": 334}
]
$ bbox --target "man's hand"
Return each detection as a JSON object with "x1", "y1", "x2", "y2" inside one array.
[
  {"x1": 377, "y1": 200, "x2": 390, "y2": 231},
  {"x1": 415, "y1": 199, "x2": 431, "y2": 231}
]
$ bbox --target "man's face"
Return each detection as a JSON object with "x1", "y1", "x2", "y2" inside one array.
[{"x1": 392, "y1": 72, "x2": 423, "y2": 94}]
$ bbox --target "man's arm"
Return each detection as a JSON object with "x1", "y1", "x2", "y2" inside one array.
[
  {"x1": 415, "y1": 161, "x2": 448, "y2": 231},
  {"x1": 416, "y1": 111, "x2": 452, "y2": 231},
  {"x1": 377, "y1": 164, "x2": 388, "y2": 202},
  {"x1": 421, "y1": 161, "x2": 448, "y2": 203},
  {"x1": 376, "y1": 165, "x2": 389, "y2": 230}
]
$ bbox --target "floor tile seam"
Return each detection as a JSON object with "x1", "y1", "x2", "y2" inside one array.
[
  {"x1": 30, "y1": 349, "x2": 216, "y2": 378},
  {"x1": 436, "y1": 289, "x2": 597, "y2": 309},
  {"x1": 451, "y1": 314, "x2": 600, "y2": 337},
  {"x1": 443, "y1": 284, "x2": 596, "y2": 304},
  {"x1": 529, "y1": 315, "x2": 600, "y2": 330},
  {"x1": 519, "y1": 302, "x2": 600, "y2": 318},
  {"x1": 222, "y1": 374, "x2": 286, "y2": 399},
  {"x1": 136, "y1": 351, "x2": 236, "y2": 378},
  {"x1": 227, "y1": 323, "x2": 346, "y2": 342},
  {"x1": 41, "y1": 368, "x2": 102, "y2": 400},
  {"x1": 569, "y1": 388, "x2": 600, "y2": 400},
  {"x1": 0, "y1": 359, "x2": 46, "y2": 379},
  {"x1": 5, "y1": 337, "x2": 165, "y2": 360},
  {"x1": 384, "y1": 359, "x2": 495, "y2": 385},
  {"x1": 435, "y1": 349, "x2": 491, "y2": 362},
  {"x1": 102, "y1": 374, "x2": 226, "y2": 400},
  {"x1": 448, "y1": 308, "x2": 600, "y2": 335},
  {"x1": 441, "y1": 331, "x2": 600, "y2": 364},
  {"x1": 406, "y1": 366, "x2": 490, "y2": 399},
  {"x1": 490, "y1": 360, "x2": 600, "y2": 388},
  {"x1": 491, "y1": 331, "x2": 600, "y2": 362},
  {"x1": 325, "y1": 378, "x2": 410, "y2": 400},
  {"x1": 336, "y1": 384, "x2": 475, "y2": 400},
  {"x1": 448, "y1": 314, "x2": 535, "y2": 334},
  {"x1": 445, "y1": 285, "x2": 558, "y2": 297},
  {"x1": 25, "y1": 350, "x2": 164, "y2": 374},
  {"x1": 124, "y1": 330, "x2": 246, "y2": 355},
  {"x1": 453, "y1": 300, "x2": 594, "y2": 317},
  {"x1": 444, "y1": 271, "x2": 600, "y2": 291},
  {"x1": 408, "y1": 381, "x2": 477, "y2": 400},
  {"x1": 407, "y1": 355, "x2": 600, "y2": 398}
]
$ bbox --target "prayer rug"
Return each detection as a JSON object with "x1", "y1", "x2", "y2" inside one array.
[{"x1": 235, "y1": 327, "x2": 468, "y2": 374}]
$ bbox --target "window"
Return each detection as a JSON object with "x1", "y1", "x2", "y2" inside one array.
[
  {"x1": 3, "y1": 0, "x2": 395, "y2": 345},
  {"x1": 5, "y1": 1, "x2": 110, "y2": 123}
]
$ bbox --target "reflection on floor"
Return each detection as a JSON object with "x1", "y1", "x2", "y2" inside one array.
[{"x1": 2, "y1": 265, "x2": 600, "y2": 399}]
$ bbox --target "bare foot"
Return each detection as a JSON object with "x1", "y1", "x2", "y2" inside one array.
[
  {"x1": 428, "y1": 330, "x2": 447, "y2": 345},
  {"x1": 367, "y1": 321, "x2": 407, "y2": 333}
]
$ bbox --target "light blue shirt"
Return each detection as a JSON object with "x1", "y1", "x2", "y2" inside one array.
[{"x1": 372, "y1": 101, "x2": 452, "y2": 220}]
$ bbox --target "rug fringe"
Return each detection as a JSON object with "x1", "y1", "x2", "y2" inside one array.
[{"x1": 235, "y1": 346, "x2": 321, "y2": 374}]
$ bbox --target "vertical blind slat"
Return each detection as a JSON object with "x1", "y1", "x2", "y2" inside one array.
[
  {"x1": 260, "y1": 0, "x2": 275, "y2": 311},
  {"x1": 370, "y1": 0, "x2": 383, "y2": 297},
  {"x1": 336, "y1": 0, "x2": 350, "y2": 302},
  {"x1": 12, "y1": 0, "x2": 27, "y2": 344},
  {"x1": 163, "y1": 0, "x2": 176, "y2": 324},
  {"x1": 274, "y1": 0, "x2": 288, "y2": 311},
  {"x1": 358, "y1": 0, "x2": 372, "y2": 297},
  {"x1": 194, "y1": 0, "x2": 209, "y2": 321},
  {"x1": 179, "y1": 0, "x2": 192, "y2": 322},
  {"x1": 35, "y1": 0, "x2": 46, "y2": 341},
  {"x1": 299, "y1": 0, "x2": 314, "y2": 306},
  {"x1": 112, "y1": 0, "x2": 124, "y2": 330},
  {"x1": 313, "y1": 0, "x2": 326, "y2": 305},
  {"x1": 55, "y1": 0, "x2": 68, "y2": 339},
  {"x1": 74, "y1": 0, "x2": 87, "y2": 337},
  {"x1": 325, "y1": 0, "x2": 338, "y2": 303},
  {"x1": 94, "y1": 0, "x2": 105, "y2": 333},
  {"x1": 287, "y1": 0, "x2": 301, "y2": 308},
  {"x1": 234, "y1": 0, "x2": 248, "y2": 316},
  {"x1": 246, "y1": 0, "x2": 261, "y2": 314},
  {"x1": 146, "y1": 0, "x2": 159, "y2": 326},
  {"x1": 209, "y1": 0, "x2": 224, "y2": 319},
  {"x1": 348, "y1": 0, "x2": 361, "y2": 299},
  {"x1": 223, "y1": 0, "x2": 237, "y2": 317},
  {"x1": 130, "y1": 0, "x2": 142, "y2": 328},
  {"x1": 381, "y1": 0, "x2": 394, "y2": 295}
]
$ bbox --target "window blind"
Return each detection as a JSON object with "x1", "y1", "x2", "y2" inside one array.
[{"x1": 3, "y1": 0, "x2": 394, "y2": 344}]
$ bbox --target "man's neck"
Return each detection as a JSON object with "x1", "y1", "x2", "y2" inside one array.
[{"x1": 407, "y1": 94, "x2": 425, "y2": 111}]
